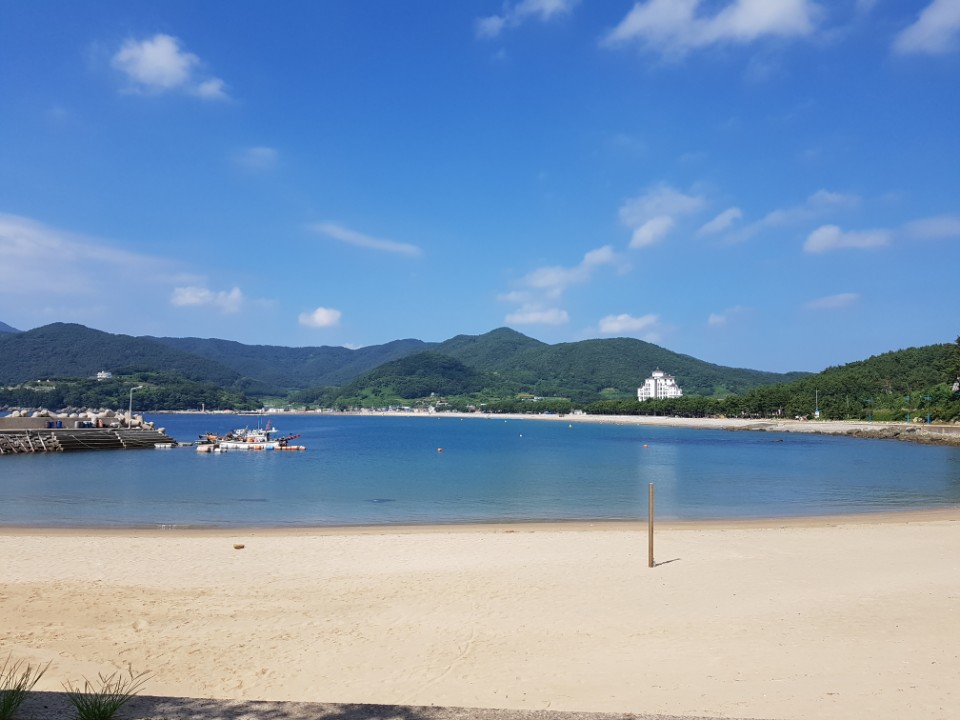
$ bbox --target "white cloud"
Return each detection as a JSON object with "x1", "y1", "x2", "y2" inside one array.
[
  {"x1": 519, "y1": 244, "x2": 619, "y2": 297},
  {"x1": 619, "y1": 184, "x2": 705, "y2": 248},
  {"x1": 762, "y1": 189, "x2": 859, "y2": 227},
  {"x1": 630, "y1": 216, "x2": 674, "y2": 248},
  {"x1": 194, "y1": 78, "x2": 228, "y2": 100},
  {"x1": 111, "y1": 34, "x2": 228, "y2": 99},
  {"x1": 604, "y1": 0, "x2": 819, "y2": 57},
  {"x1": 804, "y1": 225, "x2": 891, "y2": 253},
  {"x1": 0, "y1": 213, "x2": 172, "y2": 296},
  {"x1": 505, "y1": 307, "x2": 570, "y2": 325},
  {"x1": 804, "y1": 292, "x2": 860, "y2": 310},
  {"x1": 698, "y1": 206, "x2": 742, "y2": 235},
  {"x1": 894, "y1": 0, "x2": 960, "y2": 55},
  {"x1": 476, "y1": 0, "x2": 577, "y2": 39},
  {"x1": 523, "y1": 265, "x2": 575, "y2": 292},
  {"x1": 0, "y1": 213, "x2": 280, "y2": 333},
  {"x1": 171, "y1": 286, "x2": 244, "y2": 313},
  {"x1": 311, "y1": 222, "x2": 422, "y2": 257},
  {"x1": 620, "y1": 184, "x2": 705, "y2": 227},
  {"x1": 476, "y1": 15, "x2": 507, "y2": 39},
  {"x1": 582, "y1": 245, "x2": 617, "y2": 266},
  {"x1": 502, "y1": 245, "x2": 619, "y2": 328},
  {"x1": 707, "y1": 305, "x2": 747, "y2": 327},
  {"x1": 298, "y1": 307, "x2": 342, "y2": 328},
  {"x1": 235, "y1": 146, "x2": 279, "y2": 172},
  {"x1": 112, "y1": 34, "x2": 195, "y2": 89},
  {"x1": 598, "y1": 313, "x2": 659, "y2": 334},
  {"x1": 901, "y1": 214, "x2": 960, "y2": 240},
  {"x1": 729, "y1": 189, "x2": 859, "y2": 242},
  {"x1": 497, "y1": 290, "x2": 534, "y2": 305}
]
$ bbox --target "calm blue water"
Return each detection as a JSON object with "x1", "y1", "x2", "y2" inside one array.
[{"x1": 1, "y1": 414, "x2": 959, "y2": 528}]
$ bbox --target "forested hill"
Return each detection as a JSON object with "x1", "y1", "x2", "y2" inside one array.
[
  {"x1": 0, "y1": 323, "x2": 242, "y2": 387},
  {"x1": 4, "y1": 323, "x2": 953, "y2": 417},
  {"x1": 154, "y1": 336, "x2": 434, "y2": 390},
  {"x1": 741, "y1": 342, "x2": 959, "y2": 420},
  {"x1": 0, "y1": 320, "x2": 20, "y2": 334},
  {"x1": 0, "y1": 322, "x2": 806, "y2": 401},
  {"x1": 434, "y1": 329, "x2": 807, "y2": 398},
  {"x1": 589, "y1": 340, "x2": 960, "y2": 422},
  {"x1": 304, "y1": 328, "x2": 810, "y2": 405}
]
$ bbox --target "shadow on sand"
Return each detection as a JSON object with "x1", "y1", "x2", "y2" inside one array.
[
  {"x1": 653, "y1": 557, "x2": 681, "y2": 567},
  {"x1": 20, "y1": 691, "x2": 764, "y2": 720}
]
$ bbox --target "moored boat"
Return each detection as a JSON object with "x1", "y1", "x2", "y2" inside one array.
[{"x1": 196, "y1": 421, "x2": 305, "y2": 452}]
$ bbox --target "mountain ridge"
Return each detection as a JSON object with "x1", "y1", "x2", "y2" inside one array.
[{"x1": 1, "y1": 322, "x2": 808, "y2": 399}]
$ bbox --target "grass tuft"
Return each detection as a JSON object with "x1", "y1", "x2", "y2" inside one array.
[
  {"x1": 63, "y1": 668, "x2": 150, "y2": 720},
  {"x1": 0, "y1": 655, "x2": 50, "y2": 720}
]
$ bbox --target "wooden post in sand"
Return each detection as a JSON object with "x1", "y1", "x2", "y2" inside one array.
[{"x1": 648, "y1": 482, "x2": 655, "y2": 568}]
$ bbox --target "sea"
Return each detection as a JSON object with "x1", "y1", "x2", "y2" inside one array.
[{"x1": 1, "y1": 413, "x2": 959, "y2": 528}]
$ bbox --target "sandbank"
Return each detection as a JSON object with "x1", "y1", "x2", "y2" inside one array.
[{"x1": 3, "y1": 513, "x2": 959, "y2": 719}]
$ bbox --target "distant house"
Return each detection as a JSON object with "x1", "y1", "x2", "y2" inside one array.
[
  {"x1": 637, "y1": 369, "x2": 683, "y2": 402},
  {"x1": 96, "y1": 371, "x2": 113, "y2": 381}
]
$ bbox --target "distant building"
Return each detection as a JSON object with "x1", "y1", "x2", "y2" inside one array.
[
  {"x1": 96, "y1": 371, "x2": 113, "y2": 381},
  {"x1": 637, "y1": 369, "x2": 683, "y2": 402}
]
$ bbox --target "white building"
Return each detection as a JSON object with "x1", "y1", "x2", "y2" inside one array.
[
  {"x1": 96, "y1": 371, "x2": 113, "y2": 381},
  {"x1": 637, "y1": 369, "x2": 683, "y2": 402}
]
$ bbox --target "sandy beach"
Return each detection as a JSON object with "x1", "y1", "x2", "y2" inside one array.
[
  {"x1": 3, "y1": 514, "x2": 959, "y2": 719},
  {"x1": 323, "y1": 411, "x2": 960, "y2": 446}
]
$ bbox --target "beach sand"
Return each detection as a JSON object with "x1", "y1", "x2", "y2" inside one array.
[
  {"x1": 3, "y1": 515, "x2": 959, "y2": 719},
  {"x1": 335, "y1": 411, "x2": 960, "y2": 445}
]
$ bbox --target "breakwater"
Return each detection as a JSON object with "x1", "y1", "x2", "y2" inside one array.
[
  {"x1": 0, "y1": 407, "x2": 177, "y2": 454},
  {"x1": 0, "y1": 428, "x2": 176, "y2": 454}
]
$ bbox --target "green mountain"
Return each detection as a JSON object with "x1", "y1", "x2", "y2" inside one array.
[
  {"x1": 2, "y1": 321, "x2": 953, "y2": 418},
  {"x1": 154, "y1": 335, "x2": 433, "y2": 390},
  {"x1": 585, "y1": 340, "x2": 960, "y2": 423},
  {"x1": 0, "y1": 320, "x2": 20, "y2": 334},
  {"x1": 0, "y1": 323, "x2": 810, "y2": 405},
  {"x1": 436, "y1": 328, "x2": 807, "y2": 399},
  {"x1": 434, "y1": 327, "x2": 547, "y2": 368},
  {"x1": 730, "y1": 342, "x2": 959, "y2": 421},
  {"x1": 330, "y1": 352, "x2": 492, "y2": 404},
  {"x1": 316, "y1": 328, "x2": 808, "y2": 405},
  {"x1": 0, "y1": 323, "x2": 243, "y2": 387}
]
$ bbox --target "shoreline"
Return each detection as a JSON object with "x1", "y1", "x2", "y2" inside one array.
[
  {"x1": 155, "y1": 409, "x2": 960, "y2": 445},
  {"x1": 4, "y1": 515, "x2": 959, "y2": 719},
  {"x1": 381, "y1": 411, "x2": 960, "y2": 444},
  {"x1": 2, "y1": 505, "x2": 959, "y2": 537}
]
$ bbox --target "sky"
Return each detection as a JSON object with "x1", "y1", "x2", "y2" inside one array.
[{"x1": 1, "y1": 0, "x2": 958, "y2": 373}]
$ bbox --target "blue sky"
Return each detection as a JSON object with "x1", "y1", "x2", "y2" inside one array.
[{"x1": 1, "y1": 1, "x2": 958, "y2": 373}]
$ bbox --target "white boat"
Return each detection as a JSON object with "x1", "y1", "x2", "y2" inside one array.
[{"x1": 196, "y1": 421, "x2": 305, "y2": 452}]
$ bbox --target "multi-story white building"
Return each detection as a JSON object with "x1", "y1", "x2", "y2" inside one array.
[{"x1": 637, "y1": 368, "x2": 683, "y2": 402}]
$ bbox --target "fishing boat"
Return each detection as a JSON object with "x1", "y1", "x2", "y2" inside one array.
[{"x1": 196, "y1": 420, "x2": 305, "y2": 452}]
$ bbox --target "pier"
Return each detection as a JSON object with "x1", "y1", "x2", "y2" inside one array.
[{"x1": 0, "y1": 428, "x2": 176, "y2": 454}]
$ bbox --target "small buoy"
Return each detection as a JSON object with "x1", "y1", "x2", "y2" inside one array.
[
  {"x1": 437, "y1": 447, "x2": 443, "y2": 453},
  {"x1": 643, "y1": 444, "x2": 649, "y2": 448},
  {"x1": 233, "y1": 544, "x2": 245, "y2": 550}
]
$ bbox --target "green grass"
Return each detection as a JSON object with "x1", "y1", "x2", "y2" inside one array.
[
  {"x1": 0, "y1": 655, "x2": 50, "y2": 720},
  {"x1": 63, "y1": 669, "x2": 150, "y2": 720}
]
